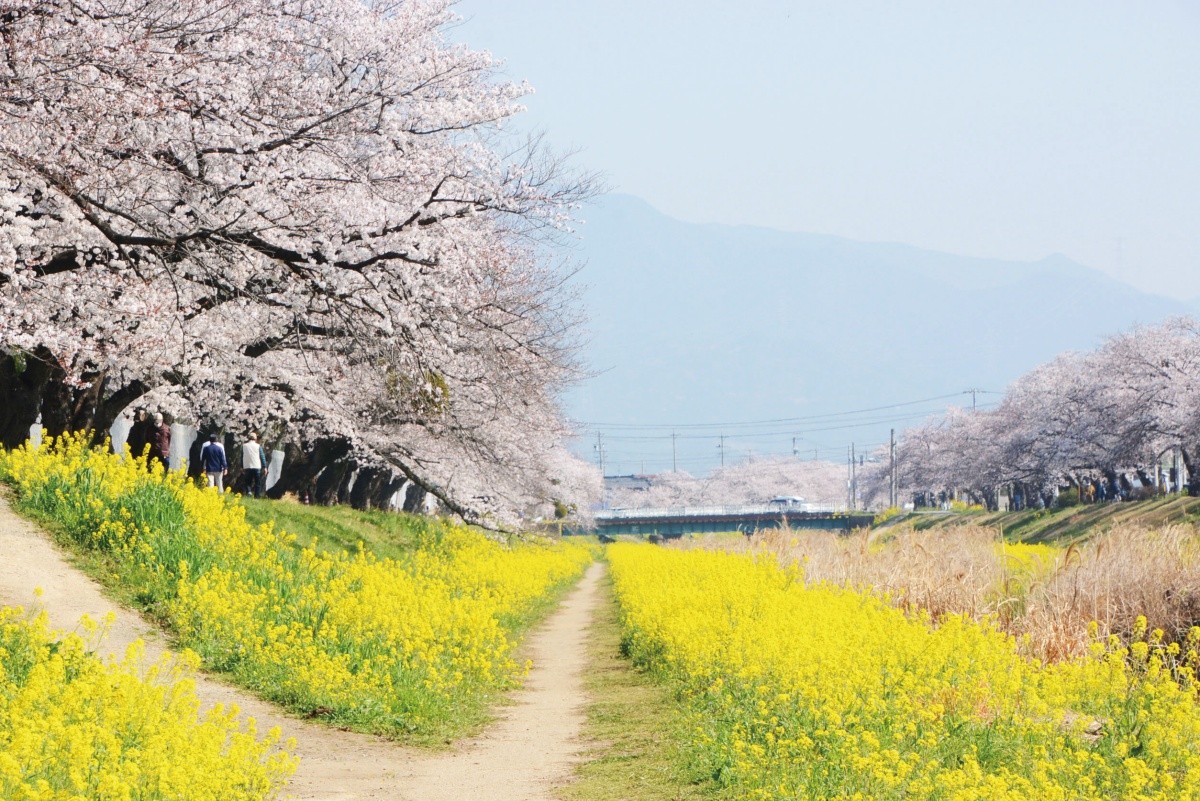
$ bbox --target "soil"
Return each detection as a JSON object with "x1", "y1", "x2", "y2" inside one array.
[{"x1": 0, "y1": 495, "x2": 603, "y2": 800}]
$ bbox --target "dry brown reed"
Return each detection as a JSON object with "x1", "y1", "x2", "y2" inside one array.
[
  {"x1": 1017, "y1": 524, "x2": 1200, "y2": 660},
  {"x1": 677, "y1": 525, "x2": 1010, "y2": 619}
]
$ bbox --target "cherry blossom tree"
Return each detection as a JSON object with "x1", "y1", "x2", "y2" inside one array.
[
  {"x1": 1100, "y1": 318, "x2": 1200, "y2": 486},
  {"x1": 0, "y1": 0, "x2": 599, "y2": 525},
  {"x1": 875, "y1": 318, "x2": 1200, "y2": 509},
  {"x1": 607, "y1": 458, "x2": 847, "y2": 509}
]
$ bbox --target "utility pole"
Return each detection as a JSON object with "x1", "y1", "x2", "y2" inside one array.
[
  {"x1": 889, "y1": 428, "x2": 897, "y2": 508},
  {"x1": 847, "y1": 445, "x2": 853, "y2": 510},
  {"x1": 964, "y1": 388, "x2": 984, "y2": 411},
  {"x1": 851, "y1": 442, "x2": 857, "y2": 510},
  {"x1": 594, "y1": 432, "x2": 606, "y2": 476},
  {"x1": 1177, "y1": 444, "x2": 1187, "y2": 493},
  {"x1": 718, "y1": 434, "x2": 726, "y2": 467},
  {"x1": 792, "y1": 435, "x2": 799, "y2": 458},
  {"x1": 672, "y1": 431, "x2": 678, "y2": 473},
  {"x1": 1174, "y1": 446, "x2": 1181, "y2": 493}
]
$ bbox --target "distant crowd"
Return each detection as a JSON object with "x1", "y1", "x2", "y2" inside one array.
[
  {"x1": 912, "y1": 469, "x2": 1187, "y2": 513},
  {"x1": 125, "y1": 408, "x2": 269, "y2": 497}
]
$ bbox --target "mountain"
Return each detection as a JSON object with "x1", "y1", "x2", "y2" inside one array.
[{"x1": 562, "y1": 195, "x2": 1190, "y2": 474}]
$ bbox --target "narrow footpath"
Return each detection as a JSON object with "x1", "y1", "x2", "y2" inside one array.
[{"x1": 0, "y1": 495, "x2": 604, "y2": 801}]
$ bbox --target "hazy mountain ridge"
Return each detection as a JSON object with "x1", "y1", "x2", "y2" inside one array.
[{"x1": 564, "y1": 195, "x2": 1190, "y2": 470}]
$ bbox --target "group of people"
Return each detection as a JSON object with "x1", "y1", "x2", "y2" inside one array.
[
  {"x1": 199, "y1": 430, "x2": 269, "y2": 497},
  {"x1": 125, "y1": 409, "x2": 172, "y2": 469},
  {"x1": 125, "y1": 408, "x2": 269, "y2": 496}
]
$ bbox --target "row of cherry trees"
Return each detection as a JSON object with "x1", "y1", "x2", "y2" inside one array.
[
  {"x1": 607, "y1": 457, "x2": 848, "y2": 510},
  {"x1": 0, "y1": 0, "x2": 600, "y2": 526},
  {"x1": 861, "y1": 318, "x2": 1200, "y2": 509}
]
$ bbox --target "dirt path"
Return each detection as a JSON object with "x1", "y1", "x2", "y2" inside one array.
[{"x1": 0, "y1": 494, "x2": 603, "y2": 801}]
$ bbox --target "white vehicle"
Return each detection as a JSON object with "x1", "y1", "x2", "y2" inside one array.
[{"x1": 767, "y1": 496, "x2": 807, "y2": 510}]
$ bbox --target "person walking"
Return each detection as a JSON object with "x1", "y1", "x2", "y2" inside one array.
[
  {"x1": 149, "y1": 413, "x2": 171, "y2": 471},
  {"x1": 199, "y1": 433, "x2": 228, "y2": 491},
  {"x1": 126, "y1": 407, "x2": 150, "y2": 460},
  {"x1": 241, "y1": 431, "x2": 268, "y2": 498}
]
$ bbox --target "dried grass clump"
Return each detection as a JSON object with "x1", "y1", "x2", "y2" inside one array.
[
  {"x1": 687, "y1": 525, "x2": 1015, "y2": 620},
  {"x1": 827, "y1": 526, "x2": 1010, "y2": 621},
  {"x1": 1018, "y1": 524, "x2": 1200, "y2": 661}
]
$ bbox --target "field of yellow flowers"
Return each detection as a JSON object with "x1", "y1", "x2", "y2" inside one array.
[
  {"x1": 699, "y1": 524, "x2": 1200, "y2": 664},
  {"x1": 0, "y1": 433, "x2": 593, "y2": 739},
  {"x1": 0, "y1": 606, "x2": 296, "y2": 800},
  {"x1": 608, "y1": 543, "x2": 1200, "y2": 801}
]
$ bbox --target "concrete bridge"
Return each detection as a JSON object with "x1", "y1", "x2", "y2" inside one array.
[{"x1": 591, "y1": 504, "x2": 876, "y2": 538}]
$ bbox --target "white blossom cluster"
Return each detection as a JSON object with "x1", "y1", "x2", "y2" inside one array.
[{"x1": 0, "y1": 0, "x2": 600, "y2": 525}]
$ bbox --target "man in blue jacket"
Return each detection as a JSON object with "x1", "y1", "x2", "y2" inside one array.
[{"x1": 200, "y1": 433, "x2": 228, "y2": 491}]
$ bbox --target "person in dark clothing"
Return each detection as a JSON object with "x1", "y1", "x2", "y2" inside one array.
[
  {"x1": 149, "y1": 413, "x2": 171, "y2": 471},
  {"x1": 126, "y1": 407, "x2": 150, "y2": 460},
  {"x1": 200, "y1": 433, "x2": 228, "y2": 491}
]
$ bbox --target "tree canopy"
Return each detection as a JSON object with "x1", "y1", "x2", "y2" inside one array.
[{"x1": 0, "y1": 0, "x2": 600, "y2": 525}]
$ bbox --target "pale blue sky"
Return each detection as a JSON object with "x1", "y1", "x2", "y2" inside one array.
[{"x1": 451, "y1": 1, "x2": 1200, "y2": 299}]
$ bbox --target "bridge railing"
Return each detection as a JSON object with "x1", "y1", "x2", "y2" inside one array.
[{"x1": 596, "y1": 504, "x2": 845, "y2": 520}]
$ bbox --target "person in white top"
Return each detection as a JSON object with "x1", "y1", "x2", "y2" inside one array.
[{"x1": 241, "y1": 432, "x2": 268, "y2": 498}]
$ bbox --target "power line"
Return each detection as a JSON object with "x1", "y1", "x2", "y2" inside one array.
[
  {"x1": 575, "y1": 391, "x2": 979, "y2": 431},
  {"x1": 591, "y1": 405, "x2": 998, "y2": 442},
  {"x1": 576, "y1": 389, "x2": 999, "y2": 475}
]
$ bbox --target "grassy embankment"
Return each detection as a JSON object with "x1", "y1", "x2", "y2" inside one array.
[
  {"x1": 240, "y1": 496, "x2": 582, "y2": 653},
  {"x1": 892, "y1": 493, "x2": 1200, "y2": 541},
  {"x1": 240, "y1": 496, "x2": 434, "y2": 559}
]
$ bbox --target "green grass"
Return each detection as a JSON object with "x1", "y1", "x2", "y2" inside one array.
[
  {"x1": 559, "y1": 571, "x2": 719, "y2": 801},
  {"x1": 240, "y1": 496, "x2": 439, "y2": 559},
  {"x1": 2, "y1": 484, "x2": 439, "y2": 621},
  {"x1": 897, "y1": 494, "x2": 1200, "y2": 543}
]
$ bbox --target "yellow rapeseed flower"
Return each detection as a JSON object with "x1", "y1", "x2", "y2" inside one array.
[{"x1": 608, "y1": 543, "x2": 1200, "y2": 801}]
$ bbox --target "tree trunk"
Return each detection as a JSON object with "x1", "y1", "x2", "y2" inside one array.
[
  {"x1": 0, "y1": 350, "x2": 50, "y2": 449},
  {"x1": 1, "y1": 358, "x2": 445, "y2": 519},
  {"x1": 400, "y1": 481, "x2": 428, "y2": 513},
  {"x1": 1182, "y1": 446, "x2": 1198, "y2": 495},
  {"x1": 0, "y1": 350, "x2": 148, "y2": 450},
  {"x1": 349, "y1": 467, "x2": 406, "y2": 510}
]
